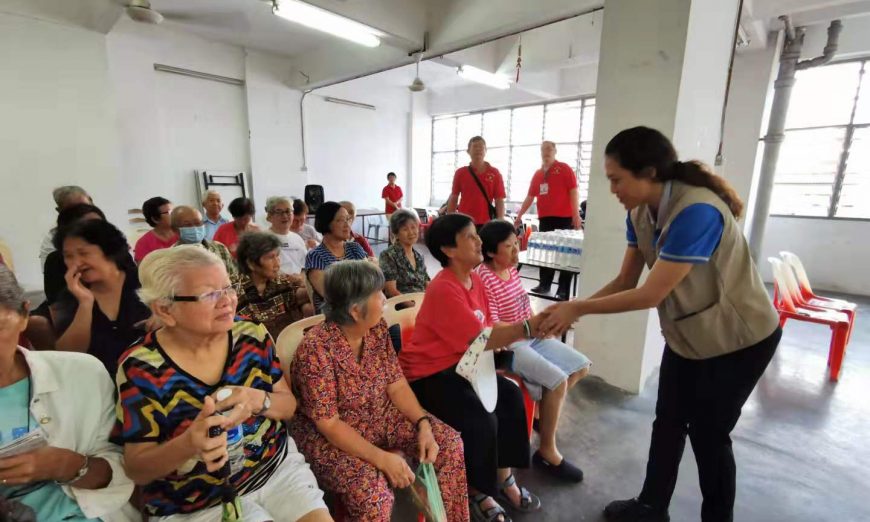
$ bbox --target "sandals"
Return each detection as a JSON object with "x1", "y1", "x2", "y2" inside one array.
[
  {"x1": 470, "y1": 493, "x2": 511, "y2": 522},
  {"x1": 496, "y1": 474, "x2": 542, "y2": 513}
]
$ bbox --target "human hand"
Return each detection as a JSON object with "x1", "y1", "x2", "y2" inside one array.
[
  {"x1": 376, "y1": 450, "x2": 415, "y2": 488},
  {"x1": 64, "y1": 265, "x2": 94, "y2": 305},
  {"x1": 287, "y1": 273, "x2": 304, "y2": 285},
  {"x1": 416, "y1": 422, "x2": 439, "y2": 464},
  {"x1": 526, "y1": 309, "x2": 552, "y2": 338},
  {"x1": 186, "y1": 396, "x2": 229, "y2": 472},
  {"x1": 572, "y1": 214, "x2": 582, "y2": 230},
  {"x1": 513, "y1": 215, "x2": 523, "y2": 228},
  {"x1": 305, "y1": 239, "x2": 318, "y2": 249},
  {"x1": 538, "y1": 301, "x2": 582, "y2": 337},
  {"x1": 0, "y1": 447, "x2": 82, "y2": 485},
  {"x1": 212, "y1": 386, "x2": 266, "y2": 428}
]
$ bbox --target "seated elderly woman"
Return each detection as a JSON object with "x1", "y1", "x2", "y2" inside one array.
[
  {"x1": 338, "y1": 201, "x2": 374, "y2": 257},
  {"x1": 399, "y1": 214, "x2": 547, "y2": 522},
  {"x1": 0, "y1": 265, "x2": 135, "y2": 521},
  {"x1": 266, "y1": 196, "x2": 309, "y2": 276},
  {"x1": 379, "y1": 209, "x2": 430, "y2": 298},
  {"x1": 214, "y1": 197, "x2": 260, "y2": 258},
  {"x1": 291, "y1": 261, "x2": 468, "y2": 521},
  {"x1": 134, "y1": 196, "x2": 177, "y2": 263},
  {"x1": 304, "y1": 202, "x2": 368, "y2": 313},
  {"x1": 43, "y1": 203, "x2": 108, "y2": 308},
  {"x1": 477, "y1": 220, "x2": 591, "y2": 483},
  {"x1": 113, "y1": 246, "x2": 330, "y2": 522},
  {"x1": 236, "y1": 231, "x2": 313, "y2": 338},
  {"x1": 51, "y1": 219, "x2": 150, "y2": 376},
  {"x1": 290, "y1": 199, "x2": 322, "y2": 249}
]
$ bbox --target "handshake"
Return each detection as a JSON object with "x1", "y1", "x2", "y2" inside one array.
[{"x1": 526, "y1": 301, "x2": 581, "y2": 339}]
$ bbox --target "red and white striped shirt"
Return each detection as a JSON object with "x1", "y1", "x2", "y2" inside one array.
[{"x1": 476, "y1": 264, "x2": 532, "y2": 324}]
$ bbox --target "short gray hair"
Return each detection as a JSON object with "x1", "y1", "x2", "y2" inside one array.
[
  {"x1": 322, "y1": 261, "x2": 385, "y2": 325},
  {"x1": 52, "y1": 185, "x2": 89, "y2": 207},
  {"x1": 202, "y1": 189, "x2": 222, "y2": 205},
  {"x1": 0, "y1": 265, "x2": 26, "y2": 315},
  {"x1": 265, "y1": 196, "x2": 292, "y2": 214},
  {"x1": 169, "y1": 205, "x2": 200, "y2": 228},
  {"x1": 237, "y1": 232, "x2": 281, "y2": 276},
  {"x1": 390, "y1": 208, "x2": 420, "y2": 236},
  {"x1": 138, "y1": 245, "x2": 225, "y2": 306}
]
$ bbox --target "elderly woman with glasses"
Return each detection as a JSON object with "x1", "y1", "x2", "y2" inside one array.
[
  {"x1": 291, "y1": 261, "x2": 468, "y2": 521},
  {"x1": 113, "y1": 246, "x2": 331, "y2": 522},
  {"x1": 304, "y1": 202, "x2": 368, "y2": 313},
  {"x1": 0, "y1": 265, "x2": 135, "y2": 521},
  {"x1": 379, "y1": 209, "x2": 430, "y2": 298},
  {"x1": 236, "y1": 232, "x2": 313, "y2": 338},
  {"x1": 134, "y1": 196, "x2": 177, "y2": 263}
]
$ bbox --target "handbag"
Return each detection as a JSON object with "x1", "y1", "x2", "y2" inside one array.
[{"x1": 467, "y1": 166, "x2": 497, "y2": 220}]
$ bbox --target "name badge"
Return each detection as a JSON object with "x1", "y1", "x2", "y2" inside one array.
[{"x1": 539, "y1": 183, "x2": 549, "y2": 196}]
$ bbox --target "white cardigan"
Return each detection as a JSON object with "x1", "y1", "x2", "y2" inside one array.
[{"x1": 19, "y1": 347, "x2": 136, "y2": 521}]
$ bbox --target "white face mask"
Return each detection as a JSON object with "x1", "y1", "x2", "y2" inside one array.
[{"x1": 179, "y1": 225, "x2": 206, "y2": 244}]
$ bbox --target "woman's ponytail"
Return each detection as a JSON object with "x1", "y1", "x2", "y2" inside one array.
[{"x1": 668, "y1": 160, "x2": 744, "y2": 218}]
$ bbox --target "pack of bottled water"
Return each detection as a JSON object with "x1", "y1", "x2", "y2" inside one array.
[{"x1": 526, "y1": 229, "x2": 583, "y2": 269}]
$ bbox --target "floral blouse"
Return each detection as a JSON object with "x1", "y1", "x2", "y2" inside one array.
[
  {"x1": 235, "y1": 273, "x2": 307, "y2": 338},
  {"x1": 378, "y1": 243, "x2": 430, "y2": 294}
]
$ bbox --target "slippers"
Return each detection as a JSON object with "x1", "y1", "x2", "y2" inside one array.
[{"x1": 470, "y1": 493, "x2": 511, "y2": 522}]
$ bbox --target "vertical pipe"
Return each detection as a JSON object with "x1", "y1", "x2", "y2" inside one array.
[{"x1": 748, "y1": 19, "x2": 842, "y2": 263}]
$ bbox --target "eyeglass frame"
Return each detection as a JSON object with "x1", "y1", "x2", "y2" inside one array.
[{"x1": 171, "y1": 284, "x2": 238, "y2": 303}]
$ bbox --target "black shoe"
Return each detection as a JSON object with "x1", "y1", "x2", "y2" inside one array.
[
  {"x1": 555, "y1": 290, "x2": 569, "y2": 301},
  {"x1": 532, "y1": 451, "x2": 584, "y2": 483},
  {"x1": 604, "y1": 498, "x2": 669, "y2": 522},
  {"x1": 530, "y1": 285, "x2": 551, "y2": 294}
]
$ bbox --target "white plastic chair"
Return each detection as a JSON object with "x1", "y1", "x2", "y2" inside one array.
[{"x1": 274, "y1": 314, "x2": 325, "y2": 378}]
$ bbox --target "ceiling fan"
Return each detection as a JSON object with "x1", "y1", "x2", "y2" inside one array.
[{"x1": 123, "y1": 0, "x2": 164, "y2": 24}]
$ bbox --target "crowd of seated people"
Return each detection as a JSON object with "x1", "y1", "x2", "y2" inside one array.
[{"x1": 1, "y1": 181, "x2": 599, "y2": 522}]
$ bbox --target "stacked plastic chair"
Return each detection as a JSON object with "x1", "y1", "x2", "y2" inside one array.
[{"x1": 768, "y1": 256, "x2": 852, "y2": 381}]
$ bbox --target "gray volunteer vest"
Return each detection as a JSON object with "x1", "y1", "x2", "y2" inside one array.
[{"x1": 630, "y1": 181, "x2": 778, "y2": 359}]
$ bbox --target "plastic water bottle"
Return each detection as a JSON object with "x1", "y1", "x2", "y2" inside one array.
[
  {"x1": 529, "y1": 233, "x2": 540, "y2": 262},
  {"x1": 216, "y1": 388, "x2": 247, "y2": 476}
]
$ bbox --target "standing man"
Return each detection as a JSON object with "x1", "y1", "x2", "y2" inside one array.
[
  {"x1": 514, "y1": 141, "x2": 582, "y2": 300},
  {"x1": 382, "y1": 172, "x2": 404, "y2": 217},
  {"x1": 446, "y1": 136, "x2": 506, "y2": 229},
  {"x1": 201, "y1": 189, "x2": 228, "y2": 240}
]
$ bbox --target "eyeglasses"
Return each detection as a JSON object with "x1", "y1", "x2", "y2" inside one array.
[
  {"x1": 269, "y1": 209, "x2": 292, "y2": 216},
  {"x1": 172, "y1": 284, "x2": 238, "y2": 303}
]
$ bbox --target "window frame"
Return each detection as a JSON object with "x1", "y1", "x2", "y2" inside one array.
[
  {"x1": 769, "y1": 57, "x2": 870, "y2": 221},
  {"x1": 429, "y1": 95, "x2": 596, "y2": 207}
]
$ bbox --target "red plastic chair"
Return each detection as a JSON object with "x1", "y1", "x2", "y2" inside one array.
[
  {"x1": 780, "y1": 251, "x2": 857, "y2": 344},
  {"x1": 769, "y1": 257, "x2": 851, "y2": 381},
  {"x1": 498, "y1": 371, "x2": 536, "y2": 438}
]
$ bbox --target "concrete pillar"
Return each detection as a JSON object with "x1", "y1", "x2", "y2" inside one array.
[{"x1": 575, "y1": 0, "x2": 741, "y2": 393}]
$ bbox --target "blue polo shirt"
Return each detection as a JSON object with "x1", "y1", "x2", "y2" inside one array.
[{"x1": 626, "y1": 203, "x2": 724, "y2": 264}]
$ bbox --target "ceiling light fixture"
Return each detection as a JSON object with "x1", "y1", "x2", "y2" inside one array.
[
  {"x1": 457, "y1": 65, "x2": 511, "y2": 90},
  {"x1": 272, "y1": 0, "x2": 381, "y2": 48}
]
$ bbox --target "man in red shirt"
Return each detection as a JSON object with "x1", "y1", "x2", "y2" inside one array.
[
  {"x1": 446, "y1": 136, "x2": 506, "y2": 228},
  {"x1": 381, "y1": 172, "x2": 403, "y2": 216},
  {"x1": 514, "y1": 141, "x2": 582, "y2": 299}
]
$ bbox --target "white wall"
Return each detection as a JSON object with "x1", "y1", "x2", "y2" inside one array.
[
  {"x1": 305, "y1": 78, "x2": 411, "y2": 211},
  {"x1": 0, "y1": 13, "x2": 121, "y2": 291},
  {"x1": 106, "y1": 19, "x2": 250, "y2": 218}
]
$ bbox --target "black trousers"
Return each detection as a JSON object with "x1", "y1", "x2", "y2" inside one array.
[
  {"x1": 538, "y1": 216, "x2": 574, "y2": 294},
  {"x1": 638, "y1": 328, "x2": 782, "y2": 522},
  {"x1": 411, "y1": 367, "x2": 531, "y2": 496}
]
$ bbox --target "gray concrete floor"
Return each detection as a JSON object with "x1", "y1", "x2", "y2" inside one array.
[{"x1": 385, "y1": 241, "x2": 870, "y2": 521}]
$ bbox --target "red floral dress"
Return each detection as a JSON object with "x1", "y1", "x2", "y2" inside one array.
[{"x1": 290, "y1": 320, "x2": 469, "y2": 521}]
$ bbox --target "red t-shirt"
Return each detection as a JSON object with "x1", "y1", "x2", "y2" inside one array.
[
  {"x1": 352, "y1": 232, "x2": 374, "y2": 257},
  {"x1": 528, "y1": 160, "x2": 578, "y2": 218},
  {"x1": 134, "y1": 230, "x2": 178, "y2": 264},
  {"x1": 213, "y1": 222, "x2": 241, "y2": 258},
  {"x1": 399, "y1": 269, "x2": 492, "y2": 381},
  {"x1": 452, "y1": 164, "x2": 506, "y2": 225},
  {"x1": 382, "y1": 184, "x2": 403, "y2": 214}
]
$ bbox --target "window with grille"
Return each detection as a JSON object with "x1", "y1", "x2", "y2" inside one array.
[
  {"x1": 770, "y1": 59, "x2": 870, "y2": 219},
  {"x1": 430, "y1": 97, "x2": 596, "y2": 208}
]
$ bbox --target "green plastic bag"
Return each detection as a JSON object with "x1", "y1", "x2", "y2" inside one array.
[{"x1": 410, "y1": 462, "x2": 447, "y2": 522}]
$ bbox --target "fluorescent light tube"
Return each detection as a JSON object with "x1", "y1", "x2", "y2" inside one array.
[
  {"x1": 273, "y1": 0, "x2": 381, "y2": 48},
  {"x1": 458, "y1": 65, "x2": 511, "y2": 90}
]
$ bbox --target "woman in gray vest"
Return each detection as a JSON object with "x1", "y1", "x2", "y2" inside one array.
[{"x1": 541, "y1": 127, "x2": 781, "y2": 522}]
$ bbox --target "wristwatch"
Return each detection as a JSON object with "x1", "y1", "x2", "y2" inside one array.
[
  {"x1": 56, "y1": 455, "x2": 89, "y2": 486},
  {"x1": 255, "y1": 391, "x2": 271, "y2": 415}
]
